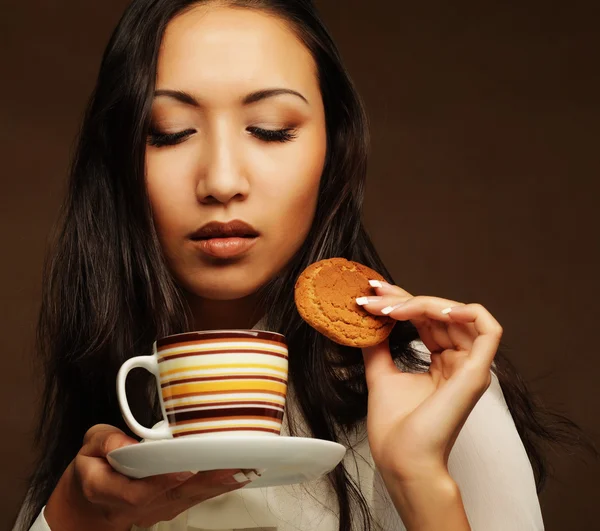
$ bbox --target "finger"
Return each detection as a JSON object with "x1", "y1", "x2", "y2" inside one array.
[
  {"x1": 139, "y1": 473, "x2": 251, "y2": 526},
  {"x1": 165, "y1": 469, "x2": 247, "y2": 500},
  {"x1": 359, "y1": 294, "x2": 464, "y2": 334},
  {"x1": 367, "y1": 280, "x2": 414, "y2": 298},
  {"x1": 428, "y1": 320, "x2": 453, "y2": 351},
  {"x1": 186, "y1": 474, "x2": 252, "y2": 503},
  {"x1": 355, "y1": 294, "x2": 412, "y2": 314},
  {"x1": 421, "y1": 308, "x2": 500, "y2": 421},
  {"x1": 447, "y1": 321, "x2": 478, "y2": 350},
  {"x1": 80, "y1": 429, "x2": 194, "y2": 507},
  {"x1": 82, "y1": 426, "x2": 138, "y2": 458},
  {"x1": 82, "y1": 424, "x2": 132, "y2": 447},
  {"x1": 443, "y1": 304, "x2": 503, "y2": 367},
  {"x1": 375, "y1": 296, "x2": 465, "y2": 325},
  {"x1": 242, "y1": 468, "x2": 263, "y2": 481},
  {"x1": 414, "y1": 321, "x2": 444, "y2": 354},
  {"x1": 359, "y1": 295, "x2": 481, "y2": 355},
  {"x1": 386, "y1": 294, "x2": 478, "y2": 345},
  {"x1": 159, "y1": 469, "x2": 253, "y2": 508},
  {"x1": 77, "y1": 455, "x2": 197, "y2": 508},
  {"x1": 387, "y1": 299, "x2": 487, "y2": 356},
  {"x1": 358, "y1": 294, "x2": 463, "y2": 323},
  {"x1": 427, "y1": 319, "x2": 476, "y2": 353},
  {"x1": 362, "y1": 339, "x2": 399, "y2": 389},
  {"x1": 358, "y1": 294, "x2": 461, "y2": 350},
  {"x1": 75, "y1": 455, "x2": 180, "y2": 510}
]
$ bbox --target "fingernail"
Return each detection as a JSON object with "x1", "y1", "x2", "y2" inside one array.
[
  {"x1": 381, "y1": 302, "x2": 406, "y2": 315},
  {"x1": 369, "y1": 280, "x2": 384, "y2": 288},
  {"x1": 218, "y1": 469, "x2": 245, "y2": 484},
  {"x1": 176, "y1": 471, "x2": 195, "y2": 481},
  {"x1": 356, "y1": 296, "x2": 382, "y2": 306},
  {"x1": 232, "y1": 472, "x2": 251, "y2": 483},
  {"x1": 255, "y1": 468, "x2": 266, "y2": 475},
  {"x1": 245, "y1": 470, "x2": 261, "y2": 481},
  {"x1": 441, "y1": 307, "x2": 453, "y2": 315},
  {"x1": 221, "y1": 475, "x2": 246, "y2": 485}
]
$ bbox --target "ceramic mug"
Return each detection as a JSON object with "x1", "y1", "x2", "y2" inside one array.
[{"x1": 117, "y1": 329, "x2": 288, "y2": 440}]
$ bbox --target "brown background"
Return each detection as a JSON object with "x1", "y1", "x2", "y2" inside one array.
[{"x1": 1, "y1": 0, "x2": 599, "y2": 529}]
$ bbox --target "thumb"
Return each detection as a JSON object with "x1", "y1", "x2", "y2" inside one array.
[
  {"x1": 83, "y1": 424, "x2": 138, "y2": 458},
  {"x1": 362, "y1": 338, "x2": 398, "y2": 389}
]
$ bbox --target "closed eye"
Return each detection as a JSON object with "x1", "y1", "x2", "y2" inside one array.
[
  {"x1": 247, "y1": 126, "x2": 298, "y2": 143},
  {"x1": 147, "y1": 128, "x2": 196, "y2": 147},
  {"x1": 147, "y1": 126, "x2": 298, "y2": 147}
]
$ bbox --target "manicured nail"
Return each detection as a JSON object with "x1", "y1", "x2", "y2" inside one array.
[
  {"x1": 356, "y1": 296, "x2": 382, "y2": 306},
  {"x1": 369, "y1": 280, "x2": 384, "y2": 288},
  {"x1": 220, "y1": 471, "x2": 248, "y2": 484},
  {"x1": 441, "y1": 307, "x2": 453, "y2": 315},
  {"x1": 176, "y1": 471, "x2": 195, "y2": 481},
  {"x1": 381, "y1": 302, "x2": 407, "y2": 315},
  {"x1": 232, "y1": 472, "x2": 251, "y2": 483}
]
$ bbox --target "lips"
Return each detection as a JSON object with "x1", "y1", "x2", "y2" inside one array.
[
  {"x1": 189, "y1": 220, "x2": 259, "y2": 259},
  {"x1": 189, "y1": 220, "x2": 259, "y2": 241}
]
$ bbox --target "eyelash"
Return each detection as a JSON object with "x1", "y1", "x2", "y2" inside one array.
[
  {"x1": 147, "y1": 128, "x2": 195, "y2": 147},
  {"x1": 247, "y1": 126, "x2": 298, "y2": 143},
  {"x1": 147, "y1": 127, "x2": 298, "y2": 147}
]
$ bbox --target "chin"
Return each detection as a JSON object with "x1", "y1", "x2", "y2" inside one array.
[
  {"x1": 173, "y1": 252, "x2": 294, "y2": 303},
  {"x1": 193, "y1": 284, "x2": 261, "y2": 301},
  {"x1": 180, "y1": 268, "x2": 270, "y2": 302}
]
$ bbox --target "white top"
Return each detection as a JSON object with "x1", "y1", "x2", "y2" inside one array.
[{"x1": 21, "y1": 340, "x2": 545, "y2": 530}]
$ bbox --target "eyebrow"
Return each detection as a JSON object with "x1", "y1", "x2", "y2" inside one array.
[{"x1": 154, "y1": 88, "x2": 309, "y2": 106}]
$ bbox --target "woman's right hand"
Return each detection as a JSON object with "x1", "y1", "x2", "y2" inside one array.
[{"x1": 45, "y1": 424, "x2": 253, "y2": 531}]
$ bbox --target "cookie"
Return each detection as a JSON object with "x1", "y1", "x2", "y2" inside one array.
[{"x1": 294, "y1": 258, "x2": 395, "y2": 347}]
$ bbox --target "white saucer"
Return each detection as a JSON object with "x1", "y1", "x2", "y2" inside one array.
[{"x1": 107, "y1": 435, "x2": 346, "y2": 488}]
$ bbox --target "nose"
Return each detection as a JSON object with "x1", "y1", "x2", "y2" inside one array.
[{"x1": 196, "y1": 125, "x2": 250, "y2": 206}]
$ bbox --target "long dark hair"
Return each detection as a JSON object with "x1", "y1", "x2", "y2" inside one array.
[{"x1": 18, "y1": 0, "x2": 596, "y2": 529}]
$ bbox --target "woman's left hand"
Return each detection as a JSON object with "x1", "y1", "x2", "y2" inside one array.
[{"x1": 358, "y1": 281, "x2": 503, "y2": 483}]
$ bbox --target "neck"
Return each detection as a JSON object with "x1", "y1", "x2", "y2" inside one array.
[{"x1": 186, "y1": 292, "x2": 263, "y2": 331}]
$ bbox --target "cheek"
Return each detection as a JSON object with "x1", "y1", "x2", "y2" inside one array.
[
  {"x1": 144, "y1": 150, "x2": 195, "y2": 240},
  {"x1": 261, "y1": 129, "x2": 326, "y2": 232},
  {"x1": 266, "y1": 167, "x2": 321, "y2": 248}
]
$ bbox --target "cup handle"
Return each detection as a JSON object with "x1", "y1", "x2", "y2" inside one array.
[{"x1": 117, "y1": 356, "x2": 171, "y2": 440}]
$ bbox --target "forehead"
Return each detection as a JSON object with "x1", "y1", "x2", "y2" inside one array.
[{"x1": 157, "y1": 6, "x2": 318, "y2": 98}]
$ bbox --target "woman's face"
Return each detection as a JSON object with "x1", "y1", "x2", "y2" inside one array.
[{"x1": 145, "y1": 6, "x2": 327, "y2": 302}]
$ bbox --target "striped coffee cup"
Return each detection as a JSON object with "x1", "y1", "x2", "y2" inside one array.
[{"x1": 117, "y1": 330, "x2": 288, "y2": 439}]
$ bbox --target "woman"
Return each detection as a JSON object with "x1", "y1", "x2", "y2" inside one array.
[{"x1": 13, "y1": 0, "x2": 590, "y2": 530}]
